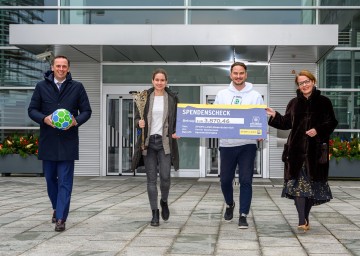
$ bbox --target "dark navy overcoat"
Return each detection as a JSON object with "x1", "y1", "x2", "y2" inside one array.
[{"x1": 28, "y1": 71, "x2": 92, "y2": 161}]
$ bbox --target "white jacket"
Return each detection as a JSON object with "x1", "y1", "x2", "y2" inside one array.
[{"x1": 214, "y1": 82, "x2": 264, "y2": 147}]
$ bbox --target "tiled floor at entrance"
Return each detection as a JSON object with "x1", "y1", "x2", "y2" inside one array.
[{"x1": 0, "y1": 176, "x2": 359, "y2": 255}]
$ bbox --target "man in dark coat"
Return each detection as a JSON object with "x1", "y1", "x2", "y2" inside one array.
[{"x1": 28, "y1": 55, "x2": 92, "y2": 232}]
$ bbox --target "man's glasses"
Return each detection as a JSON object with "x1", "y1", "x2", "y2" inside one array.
[{"x1": 298, "y1": 79, "x2": 312, "y2": 87}]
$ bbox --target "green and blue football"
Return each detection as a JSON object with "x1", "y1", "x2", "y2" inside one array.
[{"x1": 51, "y1": 108, "x2": 72, "y2": 130}]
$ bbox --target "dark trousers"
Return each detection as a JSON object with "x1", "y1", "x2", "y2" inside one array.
[
  {"x1": 144, "y1": 134, "x2": 171, "y2": 210},
  {"x1": 219, "y1": 144, "x2": 257, "y2": 215},
  {"x1": 43, "y1": 160, "x2": 75, "y2": 221}
]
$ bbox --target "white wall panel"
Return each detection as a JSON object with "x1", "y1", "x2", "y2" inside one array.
[{"x1": 70, "y1": 62, "x2": 101, "y2": 176}]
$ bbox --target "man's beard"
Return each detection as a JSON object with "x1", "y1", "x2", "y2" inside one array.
[{"x1": 233, "y1": 80, "x2": 245, "y2": 86}]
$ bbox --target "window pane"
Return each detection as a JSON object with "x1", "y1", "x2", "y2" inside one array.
[
  {"x1": 320, "y1": 10, "x2": 360, "y2": 28},
  {"x1": 171, "y1": 86, "x2": 200, "y2": 169},
  {"x1": 0, "y1": 0, "x2": 57, "y2": 6},
  {"x1": 331, "y1": 132, "x2": 360, "y2": 141},
  {"x1": 320, "y1": 0, "x2": 360, "y2": 6},
  {"x1": 0, "y1": 49, "x2": 46, "y2": 87},
  {"x1": 61, "y1": 0, "x2": 183, "y2": 6},
  {"x1": 103, "y1": 65, "x2": 268, "y2": 84},
  {"x1": 0, "y1": 90, "x2": 38, "y2": 127},
  {"x1": 61, "y1": 10, "x2": 184, "y2": 24},
  {"x1": 323, "y1": 91, "x2": 360, "y2": 130},
  {"x1": 0, "y1": 10, "x2": 57, "y2": 28},
  {"x1": 319, "y1": 51, "x2": 354, "y2": 89},
  {"x1": 190, "y1": 10, "x2": 314, "y2": 24},
  {"x1": 0, "y1": 129, "x2": 39, "y2": 145},
  {"x1": 190, "y1": 0, "x2": 315, "y2": 6}
]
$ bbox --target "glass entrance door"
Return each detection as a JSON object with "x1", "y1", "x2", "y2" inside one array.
[{"x1": 106, "y1": 95, "x2": 136, "y2": 175}]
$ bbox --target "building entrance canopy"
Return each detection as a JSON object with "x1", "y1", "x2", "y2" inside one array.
[{"x1": 9, "y1": 24, "x2": 337, "y2": 64}]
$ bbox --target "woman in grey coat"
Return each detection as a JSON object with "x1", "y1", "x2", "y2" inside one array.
[{"x1": 132, "y1": 68, "x2": 180, "y2": 226}]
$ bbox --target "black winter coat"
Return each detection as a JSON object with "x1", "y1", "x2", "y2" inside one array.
[
  {"x1": 131, "y1": 87, "x2": 179, "y2": 171},
  {"x1": 268, "y1": 88, "x2": 338, "y2": 181},
  {"x1": 28, "y1": 71, "x2": 92, "y2": 161}
]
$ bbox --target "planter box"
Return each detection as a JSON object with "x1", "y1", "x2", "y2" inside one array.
[
  {"x1": 0, "y1": 154, "x2": 43, "y2": 176},
  {"x1": 329, "y1": 158, "x2": 360, "y2": 179}
]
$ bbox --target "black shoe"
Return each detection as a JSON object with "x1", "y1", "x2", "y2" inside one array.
[
  {"x1": 224, "y1": 202, "x2": 235, "y2": 221},
  {"x1": 151, "y1": 209, "x2": 159, "y2": 226},
  {"x1": 55, "y1": 219, "x2": 65, "y2": 232},
  {"x1": 52, "y1": 210, "x2": 56, "y2": 223},
  {"x1": 160, "y1": 199, "x2": 170, "y2": 221},
  {"x1": 238, "y1": 214, "x2": 249, "y2": 229}
]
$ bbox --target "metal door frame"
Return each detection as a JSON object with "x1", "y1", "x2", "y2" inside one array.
[{"x1": 106, "y1": 94, "x2": 135, "y2": 176}]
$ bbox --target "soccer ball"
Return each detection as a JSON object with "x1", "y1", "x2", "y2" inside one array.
[{"x1": 51, "y1": 109, "x2": 73, "y2": 130}]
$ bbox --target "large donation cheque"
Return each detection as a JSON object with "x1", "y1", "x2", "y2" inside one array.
[{"x1": 176, "y1": 103, "x2": 267, "y2": 139}]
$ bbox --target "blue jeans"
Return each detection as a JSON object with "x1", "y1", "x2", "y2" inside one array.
[
  {"x1": 219, "y1": 144, "x2": 257, "y2": 215},
  {"x1": 43, "y1": 160, "x2": 75, "y2": 221},
  {"x1": 144, "y1": 134, "x2": 171, "y2": 210}
]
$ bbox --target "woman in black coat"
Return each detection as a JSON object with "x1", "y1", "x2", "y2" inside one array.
[{"x1": 266, "y1": 70, "x2": 338, "y2": 232}]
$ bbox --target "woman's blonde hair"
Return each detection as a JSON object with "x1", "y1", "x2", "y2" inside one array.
[{"x1": 295, "y1": 70, "x2": 316, "y2": 86}]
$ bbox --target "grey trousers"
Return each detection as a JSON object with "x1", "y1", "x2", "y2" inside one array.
[{"x1": 144, "y1": 134, "x2": 171, "y2": 210}]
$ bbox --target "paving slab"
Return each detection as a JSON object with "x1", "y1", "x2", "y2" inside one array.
[{"x1": 0, "y1": 176, "x2": 359, "y2": 255}]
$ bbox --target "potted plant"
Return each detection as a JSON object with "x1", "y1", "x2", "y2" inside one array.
[
  {"x1": 0, "y1": 134, "x2": 42, "y2": 176},
  {"x1": 328, "y1": 137, "x2": 360, "y2": 178}
]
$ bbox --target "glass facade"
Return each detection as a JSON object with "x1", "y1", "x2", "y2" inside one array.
[
  {"x1": 189, "y1": 10, "x2": 314, "y2": 24},
  {"x1": 322, "y1": 91, "x2": 360, "y2": 133},
  {"x1": 0, "y1": 2, "x2": 55, "y2": 89},
  {"x1": 190, "y1": 0, "x2": 315, "y2": 6},
  {"x1": 1, "y1": 1, "x2": 360, "y2": 172},
  {"x1": 318, "y1": 4, "x2": 360, "y2": 139},
  {"x1": 61, "y1": 0, "x2": 183, "y2": 6},
  {"x1": 320, "y1": 0, "x2": 360, "y2": 6},
  {"x1": 0, "y1": 0, "x2": 57, "y2": 6},
  {"x1": 0, "y1": 89, "x2": 37, "y2": 127},
  {"x1": 171, "y1": 86, "x2": 200, "y2": 169},
  {"x1": 103, "y1": 65, "x2": 268, "y2": 84},
  {"x1": 61, "y1": 10, "x2": 185, "y2": 24}
]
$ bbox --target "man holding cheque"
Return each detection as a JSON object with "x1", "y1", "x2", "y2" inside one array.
[{"x1": 214, "y1": 62, "x2": 264, "y2": 229}]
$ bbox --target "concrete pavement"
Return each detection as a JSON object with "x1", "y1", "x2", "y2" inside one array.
[{"x1": 0, "y1": 176, "x2": 360, "y2": 256}]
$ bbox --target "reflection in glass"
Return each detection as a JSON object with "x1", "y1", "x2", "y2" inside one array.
[
  {"x1": 107, "y1": 98, "x2": 120, "y2": 174},
  {"x1": 0, "y1": 129, "x2": 40, "y2": 144},
  {"x1": 103, "y1": 65, "x2": 268, "y2": 84},
  {"x1": 320, "y1": 0, "x2": 360, "y2": 6},
  {"x1": 319, "y1": 51, "x2": 360, "y2": 89},
  {"x1": 61, "y1": 10, "x2": 184, "y2": 24},
  {"x1": 322, "y1": 91, "x2": 360, "y2": 130},
  {"x1": 61, "y1": 0, "x2": 183, "y2": 6},
  {"x1": 0, "y1": 90, "x2": 38, "y2": 127},
  {"x1": 121, "y1": 98, "x2": 134, "y2": 174},
  {"x1": 331, "y1": 132, "x2": 360, "y2": 141},
  {"x1": 190, "y1": 0, "x2": 314, "y2": 6},
  {"x1": 0, "y1": 0, "x2": 57, "y2": 6},
  {"x1": 190, "y1": 10, "x2": 314, "y2": 24},
  {"x1": 0, "y1": 7, "x2": 55, "y2": 87},
  {"x1": 171, "y1": 86, "x2": 200, "y2": 169},
  {"x1": 106, "y1": 97, "x2": 135, "y2": 175},
  {"x1": 320, "y1": 10, "x2": 360, "y2": 29}
]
